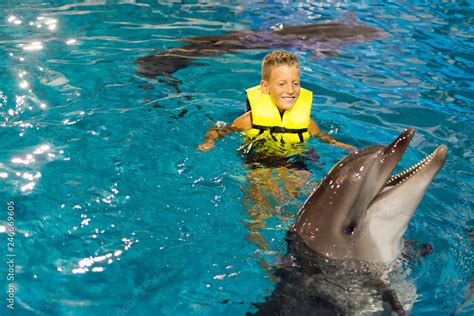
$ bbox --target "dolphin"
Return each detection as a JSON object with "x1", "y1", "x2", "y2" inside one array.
[
  {"x1": 135, "y1": 22, "x2": 387, "y2": 83},
  {"x1": 295, "y1": 128, "x2": 447, "y2": 263},
  {"x1": 250, "y1": 128, "x2": 448, "y2": 315}
]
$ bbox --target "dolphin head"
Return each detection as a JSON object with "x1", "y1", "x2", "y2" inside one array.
[{"x1": 294, "y1": 128, "x2": 447, "y2": 263}]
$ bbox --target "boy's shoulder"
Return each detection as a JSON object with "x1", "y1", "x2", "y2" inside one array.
[{"x1": 233, "y1": 111, "x2": 253, "y2": 131}]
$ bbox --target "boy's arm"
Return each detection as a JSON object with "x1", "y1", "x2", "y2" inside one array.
[
  {"x1": 197, "y1": 111, "x2": 252, "y2": 151},
  {"x1": 308, "y1": 117, "x2": 356, "y2": 152}
]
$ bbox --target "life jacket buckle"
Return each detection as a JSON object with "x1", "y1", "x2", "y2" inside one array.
[{"x1": 271, "y1": 126, "x2": 286, "y2": 133}]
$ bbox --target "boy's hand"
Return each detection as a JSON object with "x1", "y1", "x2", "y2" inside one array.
[
  {"x1": 346, "y1": 145, "x2": 358, "y2": 153},
  {"x1": 336, "y1": 142, "x2": 357, "y2": 153},
  {"x1": 197, "y1": 139, "x2": 215, "y2": 151}
]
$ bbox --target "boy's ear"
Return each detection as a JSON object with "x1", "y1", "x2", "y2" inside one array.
[{"x1": 260, "y1": 80, "x2": 269, "y2": 94}]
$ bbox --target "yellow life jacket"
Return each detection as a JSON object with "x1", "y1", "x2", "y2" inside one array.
[{"x1": 244, "y1": 85, "x2": 312, "y2": 146}]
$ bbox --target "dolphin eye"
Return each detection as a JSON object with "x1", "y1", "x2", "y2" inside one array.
[{"x1": 344, "y1": 224, "x2": 357, "y2": 235}]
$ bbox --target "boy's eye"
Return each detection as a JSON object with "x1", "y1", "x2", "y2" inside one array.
[{"x1": 293, "y1": 82, "x2": 300, "y2": 86}]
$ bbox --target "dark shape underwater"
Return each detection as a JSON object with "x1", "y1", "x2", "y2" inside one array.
[{"x1": 135, "y1": 22, "x2": 387, "y2": 82}]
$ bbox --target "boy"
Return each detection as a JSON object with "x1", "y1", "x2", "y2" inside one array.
[
  {"x1": 197, "y1": 50, "x2": 355, "y2": 249},
  {"x1": 197, "y1": 50, "x2": 355, "y2": 158}
]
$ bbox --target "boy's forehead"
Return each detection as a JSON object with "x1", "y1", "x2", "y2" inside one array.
[{"x1": 268, "y1": 64, "x2": 300, "y2": 80}]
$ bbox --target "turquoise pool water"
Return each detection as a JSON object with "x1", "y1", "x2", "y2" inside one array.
[{"x1": 0, "y1": 0, "x2": 472, "y2": 315}]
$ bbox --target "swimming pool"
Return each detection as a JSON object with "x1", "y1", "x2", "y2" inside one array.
[{"x1": 0, "y1": 0, "x2": 472, "y2": 315}]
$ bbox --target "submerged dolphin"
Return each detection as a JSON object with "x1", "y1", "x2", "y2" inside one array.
[
  {"x1": 135, "y1": 22, "x2": 387, "y2": 82},
  {"x1": 251, "y1": 128, "x2": 447, "y2": 315}
]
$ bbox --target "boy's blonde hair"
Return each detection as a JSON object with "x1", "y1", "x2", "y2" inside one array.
[{"x1": 261, "y1": 50, "x2": 300, "y2": 81}]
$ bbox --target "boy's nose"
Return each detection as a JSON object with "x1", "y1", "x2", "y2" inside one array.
[{"x1": 286, "y1": 84, "x2": 295, "y2": 94}]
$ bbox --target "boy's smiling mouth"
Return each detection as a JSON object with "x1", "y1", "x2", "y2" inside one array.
[
  {"x1": 281, "y1": 95, "x2": 297, "y2": 104},
  {"x1": 275, "y1": 95, "x2": 298, "y2": 111}
]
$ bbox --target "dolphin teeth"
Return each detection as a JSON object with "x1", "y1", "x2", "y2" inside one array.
[{"x1": 385, "y1": 149, "x2": 437, "y2": 187}]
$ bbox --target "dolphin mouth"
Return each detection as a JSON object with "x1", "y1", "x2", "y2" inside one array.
[{"x1": 378, "y1": 144, "x2": 448, "y2": 195}]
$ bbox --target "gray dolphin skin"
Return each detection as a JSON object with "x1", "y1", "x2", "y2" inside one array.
[
  {"x1": 135, "y1": 22, "x2": 387, "y2": 81},
  {"x1": 251, "y1": 128, "x2": 447, "y2": 315},
  {"x1": 295, "y1": 128, "x2": 447, "y2": 263}
]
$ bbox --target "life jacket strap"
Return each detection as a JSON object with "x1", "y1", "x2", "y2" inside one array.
[{"x1": 252, "y1": 124, "x2": 307, "y2": 143}]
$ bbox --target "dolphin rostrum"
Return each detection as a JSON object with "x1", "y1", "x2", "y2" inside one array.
[
  {"x1": 251, "y1": 128, "x2": 447, "y2": 315},
  {"x1": 135, "y1": 22, "x2": 387, "y2": 82}
]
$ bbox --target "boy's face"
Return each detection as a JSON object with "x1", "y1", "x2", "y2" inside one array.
[{"x1": 261, "y1": 64, "x2": 301, "y2": 112}]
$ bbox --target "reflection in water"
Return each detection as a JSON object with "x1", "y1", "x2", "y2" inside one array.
[{"x1": 6, "y1": 143, "x2": 63, "y2": 193}]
